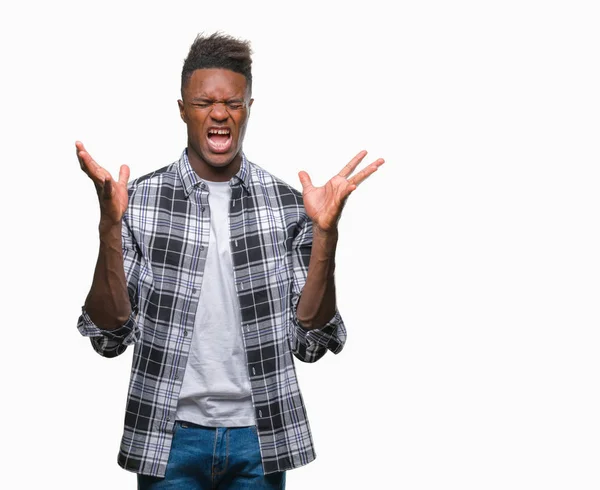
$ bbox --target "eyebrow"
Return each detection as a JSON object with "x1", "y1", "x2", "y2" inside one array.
[{"x1": 189, "y1": 96, "x2": 244, "y2": 102}]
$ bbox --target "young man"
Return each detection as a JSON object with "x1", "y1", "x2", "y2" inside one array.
[{"x1": 76, "y1": 32, "x2": 383, "y2": 489}]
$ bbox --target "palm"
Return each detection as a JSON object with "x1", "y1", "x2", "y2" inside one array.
[
  {"x1": 299, "y1": 150, "x2": 385, "y2": 232},
  {"x1": 101, "y1": 178, "x2": 129, "y2": 223},
  {"x1": 302, "y1": 176, "x2": 356, "y2": 231},
  {"x1": 76, "y1": 141, "x2": 130, "y2": 224}
]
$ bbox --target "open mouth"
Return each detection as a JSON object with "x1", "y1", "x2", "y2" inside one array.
[{"x1": 207, "y1": 127, "x2": 232, "y2": 153}]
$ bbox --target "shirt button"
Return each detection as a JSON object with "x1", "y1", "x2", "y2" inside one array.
[
  {"x1": 201, "y1": 206, "x2": 206, "y2": 212},
  {"x1": 183, "y1": 330, "x2": 188, "y2": 337},
  {"x1": 200, "y1": 246, "x2": 205, "y2": 251},
  {"x1": 174, "y1": 374, "x2": 179, "y2": 380},
  {"x1": 166, "y1": 417, "x2": 171, "y2": 422},
  {"x1": 192, "y1": 288, "x2": 198, "y2": 294}
]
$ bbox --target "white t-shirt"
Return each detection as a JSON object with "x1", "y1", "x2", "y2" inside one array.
[{"x1": 176, "y1": 180, "x2": 255, "y2": 427}]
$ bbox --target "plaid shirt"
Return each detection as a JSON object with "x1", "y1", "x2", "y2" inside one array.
[{"x1": 77, "y1": 150, "x2": 346, "y2": 477}]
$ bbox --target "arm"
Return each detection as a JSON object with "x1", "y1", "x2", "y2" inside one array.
[
  {"x1": 289, "y1": 216, "x2": 346, "y2": 363},
  {"x1": 289, "y1": 150, "x2": 384, "y2": 362},
  {"x1": 296, "y1": 149, "x2": 384, "y2": 329},
  {"x1": 294, "y1": 226, "x2": 338, "y2": 330},
  {"x1": 75, "y1": 141, "x2": 140, "y2": 357},
  {"x1": 85, "y1": 221, "x2": 131, "y2": 329}
]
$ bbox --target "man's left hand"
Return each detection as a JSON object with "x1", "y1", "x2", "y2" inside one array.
[{"x1": 298, "y1": 150, "x2": 385, "y2": 233}]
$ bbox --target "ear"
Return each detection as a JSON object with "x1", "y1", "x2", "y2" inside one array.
[
  {"x1": 177, "y1": 99, "x2": 186, "y2": 123},
  {"x1": 247, "y1": 98, "x2": 254, "y2": 115}
]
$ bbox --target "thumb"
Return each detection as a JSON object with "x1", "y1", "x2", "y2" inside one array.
[
  {"x1": 119, "y1": 165, "x2": 130, "y2": 186},
  {"x1": 298, "y1": 171, "x2": 313, "y2": 191}
]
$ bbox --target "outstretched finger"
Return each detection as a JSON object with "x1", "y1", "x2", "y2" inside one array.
[
  {"x1": 75, "y1": 141, "x2": 111, "y2": 186},
  {"x1": 80, "y1": 153, "x2": 107, "y2": 186},
  {"x1": 75, "y1": 141, "x2": 93, "y2": 168},
  {"x1": 76, "y1": 142, "x2": 99, "y2": 174},
  {"x1": 298, "y1": 170, "x2": 314, "y2": 191},
  {"x1": 348, "y1": 158, "x2": 385, "y2": 186},
  {"x1": 338, "y1": 150, "x2": 368, "y2": 178}
]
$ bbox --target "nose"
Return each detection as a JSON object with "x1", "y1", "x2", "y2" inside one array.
[{"x1": 210, "y1": 102, "x2": 229, "y2": 121}]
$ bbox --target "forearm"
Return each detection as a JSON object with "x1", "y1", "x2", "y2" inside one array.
[
  {"x1": 84, "y1": 221, "x2": 131, "y2": 330},
  {"x1": 296, "y1": 226, "x2": 338, "y2": 330}
]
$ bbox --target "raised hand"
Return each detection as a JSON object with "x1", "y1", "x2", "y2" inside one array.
[
  {"x1": 76, "y1": 141, "x2": 130, "y2": 225},
  {"x1": 298, "y1": 150, "x2": 384, "y2": 233}
]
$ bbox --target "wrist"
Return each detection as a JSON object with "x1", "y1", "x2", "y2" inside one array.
[
  {"x1": 98, "y1": 217, "x2": 122, "y2": 236},
  {"x1": 311, "y1": 223, "x2": 339, "y2": 260},
  {"x1": 312, "y1": 222, "x2": 339, "y2": 240}
]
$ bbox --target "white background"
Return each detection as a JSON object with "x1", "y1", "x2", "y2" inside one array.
[{"x1": 1, "y1": 0, "x2": 599, "y2": 488}]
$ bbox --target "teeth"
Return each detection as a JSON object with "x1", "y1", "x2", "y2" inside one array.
[{"x1": 209, "y1": 129, "x2": 230, "y2": 135}]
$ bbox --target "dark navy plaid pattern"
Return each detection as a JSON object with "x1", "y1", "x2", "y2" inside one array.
[{"x1": 77, "y1": 150, "x2": 346, "y2": 477}]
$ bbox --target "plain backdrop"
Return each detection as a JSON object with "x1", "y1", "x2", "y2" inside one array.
[{"x1": 1, "y1": 1, "x2": 599, "y2": 488}]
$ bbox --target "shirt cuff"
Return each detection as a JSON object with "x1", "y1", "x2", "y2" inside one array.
[
  {"x1": 77, "y1": 307, "x2": 138, "y2": 343},
  {"x1": 291, "y1": 296, "x2": 346, "y2": 355},
  {"x1": 304, "y1": 311, "x2": 345, "y2": 354}
]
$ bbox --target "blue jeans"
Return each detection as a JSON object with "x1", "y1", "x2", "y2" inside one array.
[{"x1": 137, "y1": 422, "x2": 286, "y2": 489}]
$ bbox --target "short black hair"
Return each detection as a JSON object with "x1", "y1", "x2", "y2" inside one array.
[{"x1": 181, "y1": 32, "x2": 253, "y2": 96}]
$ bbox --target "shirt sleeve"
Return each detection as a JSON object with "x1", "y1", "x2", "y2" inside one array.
[
  {"x1": 288, "y1": 215, "x2": 347, "y2": 363},
  {"x1": 76, "y1": 213, "x2": 142, "y2": 358}
]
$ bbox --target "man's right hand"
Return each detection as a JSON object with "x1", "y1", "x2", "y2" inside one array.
[{"x1": 76, "y1": 141, "x2": 130, "y2": 226}]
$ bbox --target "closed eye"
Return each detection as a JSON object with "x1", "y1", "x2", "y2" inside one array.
[
  {"x1": 226, "y1": 101, "x2": 245, "y2": 110},
  {"x1": 189, "y1": 99, "x2": 246, "y2": 111}
]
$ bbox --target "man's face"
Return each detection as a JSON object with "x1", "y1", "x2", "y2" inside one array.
[{"x1": 178, "y1": 68, "x2": 253, "y2": 170}]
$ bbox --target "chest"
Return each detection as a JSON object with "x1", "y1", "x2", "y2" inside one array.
[{"x1": 130, "y1": 185, "x2": 296, "y2": 289}]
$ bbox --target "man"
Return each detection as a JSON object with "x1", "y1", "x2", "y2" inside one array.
[{"x1": 76, "y1": 32, "x2": 383, "y2": 489}]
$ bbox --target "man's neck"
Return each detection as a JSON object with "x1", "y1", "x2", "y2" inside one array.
[{"x1": 187, "y1": 148, "x2": 242, "y2": 183}]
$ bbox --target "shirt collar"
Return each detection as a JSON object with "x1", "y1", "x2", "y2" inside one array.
[{"x1": 177, "y1": 149, "x2": 251, "y2": 198}]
